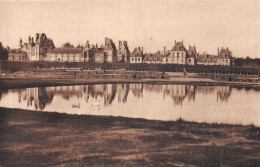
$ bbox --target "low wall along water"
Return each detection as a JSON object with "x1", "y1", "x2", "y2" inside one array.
[{"x1": 1, "y1": 61, "x2": 260, "y2": 75}]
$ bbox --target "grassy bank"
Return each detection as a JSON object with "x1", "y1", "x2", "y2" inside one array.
[
  {"x1": 0, "y1": 107, "x2": 259, "y2": 166},
  {"x1": 1, "y1": 69, "x2": 260, "y2": 90}
]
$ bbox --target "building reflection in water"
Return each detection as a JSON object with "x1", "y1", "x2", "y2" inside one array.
[
  {"x1": 130, "y1": 84, "x2": 143, "y2": 98},
  {"x1": 1, "y1": 84, "x2": 259, "y2": 126},
  {"x1": 8, "y1": 84, "x2": 233, "y2": 110},
  {"x1": 144, "y1": 84, "x2": 196, "y2": 106},
  {"x1": 217, "y1": 86, "x2": 232, "y2": 102}
]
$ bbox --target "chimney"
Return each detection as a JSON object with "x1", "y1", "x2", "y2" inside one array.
[
  {"x1": 36, "y1": 33, "x2": 39, "y2": 42},
  {"x1": 86, "y1": 40, "x2": 89, "y2": 48},
  {"x1": 218, "y1": 47, "x2": 219, "y2": 56},
  {"x1": 141, "y1": 47, "x2": 143, "y2": 53},
  {"x1": 105, "y1": 37, "x2": 107, "y2": 49},
  {"x1": 119, "y1": 41, "x2": 122, "y2": 50},
  {"x1": 164, "y1": 46, "x2": 166, "y2": 56},
  {"x1": 96, "y1": 43, "x2": 98, "y2": 49},
  {"x1": 182, "y1": 40, "x2": 183, "y2": 45}
]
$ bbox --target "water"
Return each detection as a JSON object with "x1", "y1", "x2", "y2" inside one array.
[{"x1": 0, "y1": 84, "x2": 259, "y2": 126}]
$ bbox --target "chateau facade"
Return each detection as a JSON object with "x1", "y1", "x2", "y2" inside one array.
[
  {"x1": 117, "y1": 41, "x2": 130, "y2": 63},
  {"x1": 169, "y1": 41, "x2": 187, "y2": 65},
  {"x1": 45, "y1": 48, "x2": 84, "y2": 62},
  {"x1": 8, "y1": 49, "x2": 27, "y2": 61},
  {"x1": 130, "y1": 47, "x2": 143, "y2": 63},
  {"x1": 8, "y1": 33, "x2": 232, "y2": 66},
  {"x1": 21, "y1": 33, "x2": 55, "y2": 61}
]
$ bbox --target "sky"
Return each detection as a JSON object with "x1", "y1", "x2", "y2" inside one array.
[{"x1": 0, "y1": 0, "x2": 259, "y2": 58}]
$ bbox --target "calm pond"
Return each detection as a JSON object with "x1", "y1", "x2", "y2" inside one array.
[{"x1": 0, "y1": 84, "x2": 259, "y2": 126}]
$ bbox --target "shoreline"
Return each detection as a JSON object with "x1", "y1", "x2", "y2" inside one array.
[
  {"x1": 0, "y1": 106, "x2": 258, "y2": 128},
  {"x1": 1, "y1": 77, "x2": 260, "y2": 90},
  {"x1": 1, "y1": 69, "x2": 259, "y2": 89}
]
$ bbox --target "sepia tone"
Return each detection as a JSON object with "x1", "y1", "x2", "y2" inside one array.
[{"x1": 0, "y1": 0, "x2": 259, "y2": 166}]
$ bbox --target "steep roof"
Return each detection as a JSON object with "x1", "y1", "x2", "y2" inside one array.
[
  {"x1": 153, "y1": 52, "x2": 164, "y2": 59},
  {"x1": 144, "y1": 52, "x2": 164, "y2": 61},
  {"x1": 188, "y1": 45, "x2": 197, "y2": 58},
  {"x1": 105, "y1": 38, "x2": 116, "y2": 50},
  {"x1": 171, "y1": 42, "x2": 187, "y2": 51},
  {"x1": 197, "y1": 54, "x2": 217, "y2": 62},
  {"x1": 131, "y1": 47, "x2": 143, "y2": 57},
  {"x1": 218, "y1": 47, "x2": 232, "y2": 59},
  {"x1": 40, "y1": 38, "x2": 55, "y2": 48},
  {"x1": 143, "y1": 53, "x2": 152, "y2": 60},
  {"x1": 49, "y1": 48, "x2": 83, "y2": 53}
]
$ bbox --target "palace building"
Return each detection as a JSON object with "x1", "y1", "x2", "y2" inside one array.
[
  {"x1": 130, "y1": 47, "x2": 143, "y2": 63},
  {"x1": 8, "y1": 49, "x2": 27, "y2": 61},
  {"x1": 9, "y1": 33, "x2": 232, "y2": 66},
  {"x1": 22, "y1": 33, "x2": 55, "y2": 61}
]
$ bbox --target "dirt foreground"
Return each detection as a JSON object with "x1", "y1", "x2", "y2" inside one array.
[{"x1": 0, "y1": 107, "x2": 259, "y2": 167}]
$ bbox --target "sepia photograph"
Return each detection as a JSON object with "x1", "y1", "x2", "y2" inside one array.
[{"x1": 0, "y1": 0, "x2": 259, "y2": 166}]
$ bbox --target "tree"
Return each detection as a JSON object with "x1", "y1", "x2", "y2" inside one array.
[
  {"x1": 62, "y1": 42, "x2": 74, "y2": 48},
  {"x1": 0, "y1": 42, "x2": 8, "y2": 60}
]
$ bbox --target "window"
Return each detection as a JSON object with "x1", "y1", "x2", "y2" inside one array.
[
  {"x1": 189, "y1": 59, "x2": 191, "y2": 62},
  {"x1": 132, "y1": 58, "x2": 134, "y2": 61},
  {"x1": 166, "y1": 58, "x2": 168, "y2": 62},
  {"x1": 177, "y1": 53, "x2": 179, "y2": 57},
  {"x1": 173, "y1": 53, "x2": 174, "y2": 57},
  {"x1": 182, "y1": 53, "x2": 183, "y2": 57},
  {"x1": 13, "y1": 55, "x2": 15, "y2": 60},
  {"x1": 138, "y1": 58, "x2": 140, "y2": 61}
]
